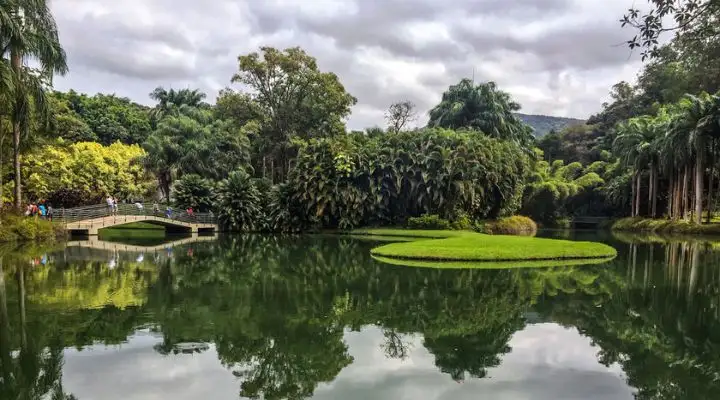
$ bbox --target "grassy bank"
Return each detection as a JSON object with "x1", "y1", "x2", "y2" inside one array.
[
  {"x1": 353, "y1": 229, "x2": 617, "y2": 264},
  {"x1": 612, "y1": 217, "x2": 720, "y2": 234}
]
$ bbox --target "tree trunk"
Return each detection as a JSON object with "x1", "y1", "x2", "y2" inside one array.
[
  {"x1": 631, "y1": 173, "x2": 636, "y2": 217},
  {"x1": 682, "y1": 165, "x2": 689, "y2": 220},
  {"x1": 708, "y1": 165, "x2": 714, "y2": 224},
  {"x1": 0, "y1": 131, "x2": 4, "y2": 211},
  {"x1": 676, "y1": 170, "x2": 682, "y2": 219},
  {"x1": 648, "y1": 164, "x2": 654, "y2": 217},
  {"x1": 635, "y1": 172, "x2": 642, "y2": 217},
  {"x1": 695, "y1": 150, "x2": 704, "y2": 224},
  {"x1": 652, "y1": 164, "x2": 658, "y2": 218},
  {"x1": 668, "y1": 175, "x2": 674, "y2": 219},
  {"x1": 11, "y1": 50, "x2": 22, "y2": 209}
]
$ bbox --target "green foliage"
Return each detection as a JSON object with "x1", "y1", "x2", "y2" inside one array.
[
  {"x1": 22, "y1": 140, "x2": 155, "y2": 206},
  {"x1": 231, "y1": 46, "x2": 357, "y2": 182},
  {"x1": 172, "y1": 174, "x2": 215, "y2": 212},
  {"x1": 483, "y1": 216, "x2": 538, "y2": 236},
  {"x1": 0, "y1": 215, "x2": 63, "y2": 242},
  {"x1": 612, "y1": 218, "x2": 720, "y2": 234},
  {"x1": 428, "y1": 79, "x2": 534, "y2": 147},
  {"x1": 538, "y1": 123, "x2": 604, "y2": 164},
  {"x1": 215, "y1": 170, "x2": 262, "y2": 231},
  {"x1": 283, "y1": 128, "x2": 529, "y2": 231},
  {"x1": 50, "y1": 91, "x2": 152, "y2": 144},
  {"x1": 407, "y1": 215, "x2": 452, "y2": 230},
  {"x1": 521, "y1": 158, "x2": 608, "y2": 225},
  {"x1": 142, "y1": 105, "x2": 252, "y2": 200}
]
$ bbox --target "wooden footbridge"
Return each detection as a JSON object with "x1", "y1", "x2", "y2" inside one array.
[{"x1": 56, "y1": 203, "x2": 218, "y2": 235}]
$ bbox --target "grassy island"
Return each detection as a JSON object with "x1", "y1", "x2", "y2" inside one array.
[{"x1": 353, "y1": 229, "x2": 617, "y2": 266}]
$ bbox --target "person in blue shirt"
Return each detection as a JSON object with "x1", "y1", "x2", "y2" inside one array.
[{"x1": 38, "y1": 203, "x2": 47, "y2": 219}]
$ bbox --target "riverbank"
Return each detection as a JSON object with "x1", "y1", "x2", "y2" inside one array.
[
  {"x1": 353, "y1": 229, "x2": 617, "y2": 265},
  {"x1": 612, "y1": 217, "x2": 720, "y2": 235}
]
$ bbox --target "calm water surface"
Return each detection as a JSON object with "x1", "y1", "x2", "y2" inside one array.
[{"x1": 1, "y1": 231, "x2": 719, "y2": 399}]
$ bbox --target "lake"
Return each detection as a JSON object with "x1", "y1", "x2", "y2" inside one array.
[{"x1": 1, "y1": 231, "x2": 719, "y2": 399}]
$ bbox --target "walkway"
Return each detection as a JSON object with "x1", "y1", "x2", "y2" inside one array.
[{"x1": 56, "y1": 203, "x2": 218, "y2": 235}]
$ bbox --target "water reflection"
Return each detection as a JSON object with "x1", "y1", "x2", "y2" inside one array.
[{"x1": 0, "y1": 234, "x2": 719, "y2": 399}]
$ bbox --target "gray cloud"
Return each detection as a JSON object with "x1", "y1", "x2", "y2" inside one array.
[{"x1": 51, "y1": 0, "x2": 642, "y2": 129}]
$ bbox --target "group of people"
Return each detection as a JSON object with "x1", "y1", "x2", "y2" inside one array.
[{"x1": 25, "y1": 201, "x2": 53, "y2": 220}]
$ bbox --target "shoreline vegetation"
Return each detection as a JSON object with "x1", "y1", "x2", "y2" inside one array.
[
  {"x1": 353, "y1": 229, "x2": 617, "y2": 267},
  {"x1": 612, "y1": 217, "x2": 720, "y2": 235}
]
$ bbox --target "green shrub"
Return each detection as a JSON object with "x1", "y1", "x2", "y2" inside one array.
[
  {"x1": 450, "y1": 213, "x2": 472, "y2": 230},
  {"x1": 484, "y1": 216, "x2": 538, "y2": 236},
  {"x1": 408, "y1": 215, "x2": 451, "y2": 230},
  {"x1": 0, "y1": 227, "x2": 18, "y2": 242},
  {"x1": 35, "y1": 220, "x2": 57, "y2": 241},
  {"x1": 13, "y1": 218, "x2": 39, "y2": 240},
  {"x1": 172, "y1": 174, "x2": 215, "y2": 212},
  {"x1": 0, "y1": 214, "x2": 64, "y2": 243},
  {"x1": 215, "y1": 170, "x2": 262, "y2": 231}
]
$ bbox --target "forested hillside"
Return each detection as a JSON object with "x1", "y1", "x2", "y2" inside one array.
[{"x1": 515, "y1": 113, "x2": 585, "y2": 138}]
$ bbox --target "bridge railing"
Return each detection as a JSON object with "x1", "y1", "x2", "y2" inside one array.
[{"x1": 55, "y1": 203, "x2": 218, "y2": 225}]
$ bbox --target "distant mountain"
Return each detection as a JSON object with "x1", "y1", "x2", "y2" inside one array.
[{"x1": 515, "y1": 113, "x2": 585, "y2": 138}]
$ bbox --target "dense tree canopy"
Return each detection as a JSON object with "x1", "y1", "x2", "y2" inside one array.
[{"x1": 20, "y1": 140, "x2": 154, "y2": 206}]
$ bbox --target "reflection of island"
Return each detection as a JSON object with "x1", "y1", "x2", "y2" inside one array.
[{"x1": 3, "y1": 235, "x2": 720, "y2": 399}]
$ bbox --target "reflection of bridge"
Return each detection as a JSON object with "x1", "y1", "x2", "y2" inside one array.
[
  {"x1": 66, "y1": 233, "x2": 219, "y2": 253},
  {"x1": 56, "y1": 203, "x2": 218, "y2": 235}
]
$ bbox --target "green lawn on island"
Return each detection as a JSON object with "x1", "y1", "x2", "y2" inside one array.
[{"x1": 353, "y1": 229, "x2": 617, "y2": 264}]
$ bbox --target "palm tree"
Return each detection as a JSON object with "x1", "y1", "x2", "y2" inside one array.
[
  {"x1": 1, "y1": 0, "x2": 68, "y2": 208},
  {"x1": 668, "y1": 93, "x2": 720, "y2": 223},
  {"x1": 614, "y1": 117, "x2": 659, "y2": 217},
  {"x1": 428, "y1": 79, "x2": 534, "y2": 148},
  {"x1": 148, "y1": 87, "x2": 207, "y2": 127}
]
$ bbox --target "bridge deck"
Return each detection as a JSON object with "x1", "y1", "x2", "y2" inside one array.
[{"x1": 59, "y1": 203, "x2": 218, "y2": 235}]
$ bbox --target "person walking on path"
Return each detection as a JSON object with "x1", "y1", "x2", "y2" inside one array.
[
  {"x1": 47, "y1": 204, "x2": 54, "y2": 222},
  {"x1": 38, "y1": 203, "x2": 46, "y2": 219},
  {"x1": 106, "y1": 195, "x2": 114, "y2": 215},
  {"x1": 112, "y1": 196, "x2": 119, "y2": 214},
  {"x1": 153, "y1": 202, "x2": 160, "y2": 215}
]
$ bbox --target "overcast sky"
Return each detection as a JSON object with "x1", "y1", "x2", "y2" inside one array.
[{"x1": 50, "y1": 0, "x2": 645, "y2": 130}]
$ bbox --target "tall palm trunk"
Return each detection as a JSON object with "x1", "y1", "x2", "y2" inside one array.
[
  {"x1": 11, "y1": 50, "x2": 22, "y2": 209},
  {"x1": 695, "y1": 150, "x2": 704, "y2": 224},
  {"x1": 708, "y1": 164, "x2": 714, "y2": 224},
  {"x1": 675, "y1": 170, "x2": 682, "y2": 219},
  {"x1": 0, "y1": 123, "x2": 5, "y2": 211},
  {"x1": 682, "y1": 165, "x2": 689, "y2": 220},
  {"x1": 648, "y1": 164, "x2": 656, "y2": 217},
  {"x1": 652, "y1": 164, "x2": 658, "y2": 218},
  {"x1": 635, "y1": 172, "x2": 642, "y2": 217},
  {"x1": 668, "y1": 174, "x2": 674, "y2": 219}
]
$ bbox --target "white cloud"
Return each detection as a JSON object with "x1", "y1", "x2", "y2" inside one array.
[{"x1": 51, "y1": 0, "x2": 645, "y2": 129}]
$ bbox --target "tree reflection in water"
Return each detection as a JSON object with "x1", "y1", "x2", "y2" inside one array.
[{"x1": 1, "y1": 234, "x2": 720, "y2": 398}]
